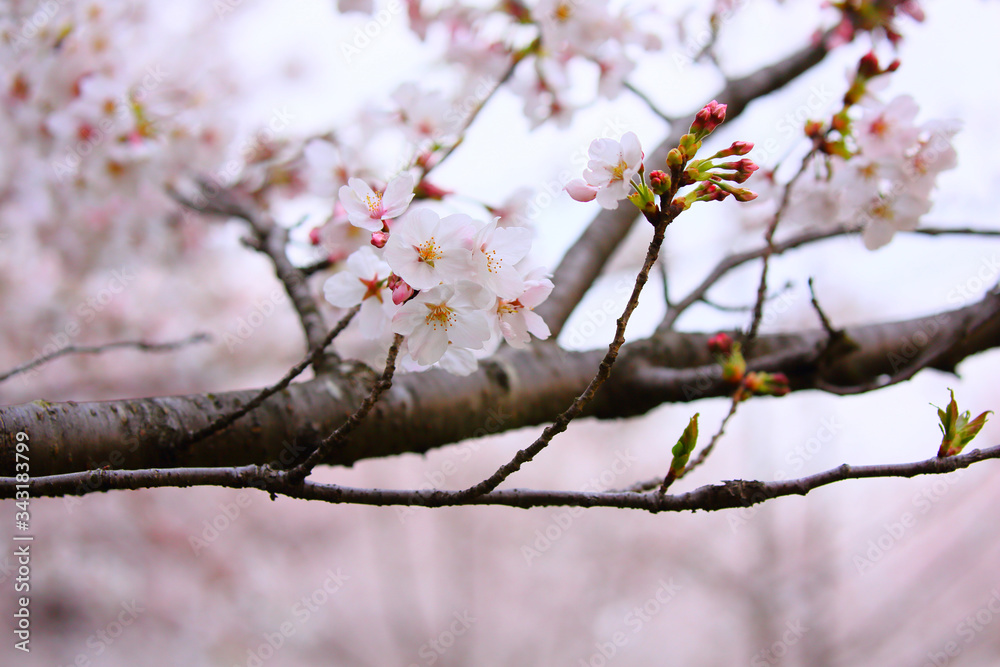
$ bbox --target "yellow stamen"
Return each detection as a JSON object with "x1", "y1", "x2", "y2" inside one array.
[{"x1": 425, "y1": 302, "x2": 455, "y2": 330}]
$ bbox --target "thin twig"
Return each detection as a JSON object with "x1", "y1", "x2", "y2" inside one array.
[
  {"x1": 625, "y1": 80, "x2": 676, "y2": 123},
  {"x1": 744, "y1": 149, "x2": 816, "y2": 356},
  {"x1": 455, "y1": 205, "x2": 677, "y2": 500},
  {"x1": 658, "y1": 256, "x2": 672, "y2": 309},
  {"x1": 0, "y1": 334, "x2": 210, "y2": 384},
  {"x1": 420, "y1": 57, "x2": 521, "y2": 178},
  {"x1": 6, "y1": 443, "x2": 998, "y2": 511},
  {"x1": 807, "y1": 277, "x2": 838, "y2": 338},
  {"x1": 285, "y1": 334, "x2": 404, "y2": 484},
  {"x1": 699, "y1": 281, "x2": 793, "y2": 313},
  {"x1": 816, "y1": 289, "x2": 1000, "y2": 395},
  {"x1": 170, "y1": 183, "x2": 331, "y2": 361},
  {"x1": 180, "y1": 306, "x2": 360, "y2": 450}
]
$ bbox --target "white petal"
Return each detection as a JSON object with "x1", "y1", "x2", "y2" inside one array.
[{"x1": 323, "y1": 272, "x2": 366, "y2": 307}]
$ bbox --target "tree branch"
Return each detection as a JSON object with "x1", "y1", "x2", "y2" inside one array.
[
  {"x1": 3, "y1": 292, "x2": 999, "y2": 478},
  {"x1": 4, "y1": 443, "x2": 997, "y2": 512},
  {"x1": 0, "y1": 334, "x2": 210, "y2": 385},
  {"x1": 170, "y1": 183, "x2": 331, "y2": 366}
]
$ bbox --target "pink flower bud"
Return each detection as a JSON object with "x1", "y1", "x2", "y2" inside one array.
[
  {"x1": 690, "y1": 100, "x2": 727, "y2": 140},
  {"x1": 391, "y1": 279, "x2": 414, "y2": 305},
  {"x1": 564, "y1": 178, "x2": 598, "y2": 203},
  {"x1": 648, "y1": 170, "x2": 670, "y2": 195},
  {"x1": 707, "y1": 332, "x2": 732, "y2": 356},
  {"x1": 370, "y1": 230, "x2": 389, "y2": 248},
  {"x1": 308, "y1": 227, "x2": 322, "y2": 246}
]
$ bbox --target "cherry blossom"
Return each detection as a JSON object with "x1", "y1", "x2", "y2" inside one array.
[
  {"x1": 323, "y1": 247, "x2": 396, "y2": 339},
  {"x1": 581, "y1": 132, "x2": 643, "y2": 209},
  {"x1": 391, "y1": 283, "x2": 491, "y2": 366},
  {"x1": 855, "y1": 95, "x2": 920, "y2": 161},
  {"x1": 382, "y1": 209, "x2": 475, "y2": 289},
  {"x1": 470, "y1": 219, "x2": 532, "y2": 300},
  {"x1": 857, "y1": 191, "x2": 931, "y2": 250},
  {"x1": 339, "y1": 174, "x2": 415, "y2": 232},
  {"x1": 492, "y1": 272, "x2": 554, "y2": 349}
]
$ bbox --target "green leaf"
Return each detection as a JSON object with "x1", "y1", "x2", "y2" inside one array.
[{"x1": 933, "y1": 389, "x2": 993, "y2": 457}]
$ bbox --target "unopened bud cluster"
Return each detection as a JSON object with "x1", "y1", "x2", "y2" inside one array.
[
  {"x1": 709, "y1": 333, "x2": 789, "y2": 401},
  {"x1": 565, "y1": 100, "x2": 759, "y2": 218}
]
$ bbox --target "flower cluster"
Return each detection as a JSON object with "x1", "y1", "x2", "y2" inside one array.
[
  {"x1": 323, "y1": 175, "x2": 553, "y2": 375},
  {"x1": 780, "y1": 52, "x2": 960, "y2": 250},
  {"x1": 565, "y1": 103, "x2": 760, "y2": 214},
  {"x1": 708, "y1": 333, "x2": 789, "y2": 402}
]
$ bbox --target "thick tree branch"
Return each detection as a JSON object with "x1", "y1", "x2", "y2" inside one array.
[{"x1": 3, "y1": 292, "x2": 999, "y2": 477}]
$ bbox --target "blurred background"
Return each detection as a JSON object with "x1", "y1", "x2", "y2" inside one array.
[{"x1": 2, "y1": 0, "x2": 999, "y2": 664}]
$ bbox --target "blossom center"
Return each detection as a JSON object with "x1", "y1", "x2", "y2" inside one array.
[
  {"x1": 498, "y1": 299, "x2": 521, "y2": 316},
  {"x1": 424, "y1": 302, "x2": 455, "y2": 330},
  {"x1": 358, "y1": 276, "x2": 383, "y2": 303},
  {"x1": 610, "y1": 158, "x2": 627, "y2": 181},
  {"x1": 365, "y1": 191, "x2": 384, "y2": 218},
  {"x1": 868, "y1": 117, "x2": 888, "y2": 138},
  {"x1": 870, "y1": 199, "x2": 893, "y2": 221},
  {"x1": 416, "y1": 237, "x2": 442, "y2": 267},
  {"x1": 481, "y1": 246, "x2": 501, "y2": 274},
  {"x1": 553, "y1": 2, "x2": 572, "y2": 21}
]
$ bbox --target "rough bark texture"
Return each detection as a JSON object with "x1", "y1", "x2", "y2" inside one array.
[{"x1": 3, "y1": 292, "x2": 998, "y2": 477}]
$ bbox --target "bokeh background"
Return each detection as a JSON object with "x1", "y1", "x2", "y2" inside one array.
[{"x1": 2, "y1": 0, "x2": 999, "y2": 665}]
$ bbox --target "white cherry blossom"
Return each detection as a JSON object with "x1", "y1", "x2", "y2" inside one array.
[
  {"x1": 582, "y1": 132, "x2": 643, "y2": 209},
  {"x1": 339, "y1": 173, "x2": 415, "y2": 231},
  {"x1": 391, "y1": 283, "x2": 491, "y2": 366},
  {"x1": 383, "y1": 209, "x2": 475, "y2": 289},
  {"x1": 471, "y1": 219, "x2": 532, "y2": 300},
  {"x1": 493, "y1": 273, "x2": 554, "y2": 348},
  {"x1": 323, "y1": 247, "x2": 396, "y2": 339}
]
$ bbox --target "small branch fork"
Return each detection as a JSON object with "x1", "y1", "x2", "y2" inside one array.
[
  {"x1": 5, "y1": 443, "x2": 997, "y2": 511},
  {"x1": 453, "y1": 189, "x2": 685, "y2": 501},
  {"x1": 169, "y1": 182, "x2": 332, "y2": 368},
  {"x1": 178, "y1": 306, "x2": 360, "y2": 451}
]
